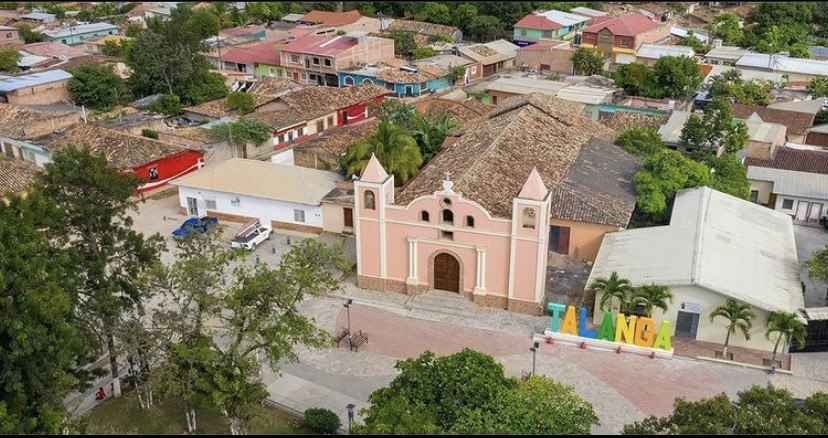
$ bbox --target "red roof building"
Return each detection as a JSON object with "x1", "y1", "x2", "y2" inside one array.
[
  {"x1": 280, "y1": 33, "x2": 394, "y2": 86},
  {"x1": 580, "y1": 12, "x2": 669, "y2": 54},
  {"x1": 298, "y1": 10, "x2": 362, "y2": 27},
  {"x1": 514, "y1": 15, "x2": 562, "y2": 32}
]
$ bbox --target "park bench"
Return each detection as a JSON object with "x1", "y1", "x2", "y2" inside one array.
[
  {"x1": 332, "y1": 328, "x2": 349, "y2": 346},
  {"x1": 349, "y1": 330, "x2": 369, "y2": 352}
]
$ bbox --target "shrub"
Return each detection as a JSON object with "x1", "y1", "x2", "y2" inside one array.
[
  {"x1": 148, "y1": 94, "x2": 182, "y2": 116},
  {"x1": 226, "y1": 91, "x2": 255, "y2": 114},
  {"x1": 141, "y1": 128, "x2": 159, "y2": 139},
  {"x1": 304, "y1": 408, "x2": 341, "y2": 434}
]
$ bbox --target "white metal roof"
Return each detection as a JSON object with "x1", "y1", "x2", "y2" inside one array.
[
  {"x1": 670, "y1": 26, "x2": 709, "y2": 43},
  {"x1": 555, "y1": 84, "x2": 614, "y2": 104},
  {"x1": 485, "y1": 77, "x2": 567, "y2": 96},
  {"x1": 0, "y1": 69, "x2": 72, "y2": 92},
  {"x1": 748, "y1": 166, "x2": 828, "y2": 200},
  {"x1": 170, "y1": 158, "x2": 342, "y2": 206},
  {"x1": 589, "y1": 187, "x2": 804, "y2": 314},
  {"x1": 637, "y1": 43, "x2": 695, "y2": 60},
  {"x1": 743, "y1": 115, "x2": 786, "y2": 143},
  {"x1": 705, "y1": 45, "x2": 751, "y2": 61},
  {"x1": 768, "y1": 97, "x2": 827, "y2": 115},
  {"x1": 43, "y1": 22, "x2": 118, "y2": 38},
  {"x1": 536, "y1": 10, "x2": 589, "y2": 27},
  {"x1": 736, "y1": 53, "x2": 828, "y2": 77},
  {"x1": 569, "y1": 7, "x2": 607, "y2": 18},
  {"x1": 704, "y1": 65, "x2": 786, "y2": 84}
]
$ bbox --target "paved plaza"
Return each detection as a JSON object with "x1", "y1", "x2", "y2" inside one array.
[{"x1": 70, "y1": 195, "x2": 827, "y2": 434}]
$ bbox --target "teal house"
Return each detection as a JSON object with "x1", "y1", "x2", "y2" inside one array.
[
  {"x1": 513, "y1": 10, "x2": 589, "y2": 46},
  {"x1": 43, "y1": 22, "x2": 119, "y2": 45},
  {"x1": 339, "y1": 64, "x2": 451, "y2": 98}
]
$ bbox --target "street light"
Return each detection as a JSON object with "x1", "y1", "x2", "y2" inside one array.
[
  {"x1": 346, "y1": 403, "x2": 356, "y2": 432},
  {"x1": 344, "y1": 299, "x2": 353, "y2": 346},
  {"x1": 530, "y1": 340, "x2": 540, "y2": 376}
]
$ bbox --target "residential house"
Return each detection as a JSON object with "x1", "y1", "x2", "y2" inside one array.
[
  {"x1": 0, "y1": 158, "x2": 40, "y2": 198},
  {"x1": 589, "y1": 186, "x2": 803, "y2": 353},
  {"x1": 82, "y1": 35, "x2": 133, "y2": 54},
  {"x1": 218, "y1": 41, "x2": 284, "y2": 77},
  {"x1": 413, "y1": 97, "x2": 489, "y2": 134},
  {"x1": 354, "y1": 94, "x2": 640, "y2": 315},
  {"x1": 658, "y1": 110, "x2": 787, "y2": 157},
  {"x1": 17, "y1": 41, "x2": 87, "y2": 71},
  {"x1": 0, "y1": 25, "x2": 21, "y2": 47},
  {"x1": 36, "y1": 123, "x2": 204, "y2": 193},
  {"x1": 515, "y1": 40, "x2": 575, "y2": 74},
  {"x1": 768, "y1": 98, "x2": 828, "y2": 119},
  {"x1": 580, "y1": 12, "x2": 669, "y2": 56},
  {"x1": 385, "y1": 19, "x2": 462, "y2": 44},
  {"x1": 171, "y1": 158, "x2": 342, "y2": 234},
  {"x1": 219, "y1": 25, "x2": 267, "y2": 41},
  {"x1": 414, "y1": 54, "x2": 481, "y2": 85},
  {"x1": 0, "y1": 103, "x2": 80, "y2": 166},
  {"x1": 638, "y1": 2, "x2": 675, "y2": 22},
  {"x1": 732, "y1": 103, "x2": 816, "y2": 143},
  {"x1": 157, "y1": 124, "x2": 240, "y2": 165},
  {"x1": 704, "y1": 45, "x2": 750, "y2": 65},
  {"x1": 484, "y1": 76, "x2": 615, "y2": 106},
  {"x1": 42, "y1": 22, "x2": 119, "y2": 45},
  {"x1": 291, "y1": 117, "x2": 378, "y2": 171},
  {"x1": 0, "y1": 69, "x2": 72, "y2": 105},
  {"x1": 21, "y1": 12, "x2": 57, "y2": 24},
  {"x1": 513, "y1": 10, "x2": 589, "y2": 46},
  {"x1": 635, "y1": 43, "x2": 695, "y2": 67},
  {"x1": 569, "y1": 7, "x2": 608, "y2": 20},
  {"x1": 746, "y1": 144, "x2": 828, "y2": 224},
  {"x1": 279, "y1": 32, "x2": 395, "y2": 86},
  {"x1": 181, "y1": 92, "x2": 282, "y2": 123},
  {"x1": 458, "y1": 40, "x2": 519, "y2": 77},
  {"x1": 296, "y1": 10, "x2": 380, "y2": 34},
  {"x1": 339, "y1": 62, "x2": 451, "y2": 97},
  {"x1": 736, "y1": 53, "x2": 828, "y2": 83}
]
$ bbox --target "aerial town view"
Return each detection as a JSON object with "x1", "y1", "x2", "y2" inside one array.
[{"x1": 2, "y1": 1, "x2": 828, "y2": 435}]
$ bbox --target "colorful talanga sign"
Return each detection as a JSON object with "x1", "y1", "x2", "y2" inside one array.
[{"x1": 547, "y1": 303, "x2": 673, "y2": 351}]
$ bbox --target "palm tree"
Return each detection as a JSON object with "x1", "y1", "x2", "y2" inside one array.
[
  {"x1": 342, "y1": 118, "x2": 423, "y2": 185},
  {"x1": 709, "y1": 298, "x2": 755, "y2": 358},
  {"x1": 765, "y1": 311, "x2": 807, "y2": 370},
  {"x1": 589, "y1": 271, "x2": 634, "y2": 313},
  {"x1": 411, "y1": 112, "x2": 458, "y2": 163},
  {"x1": 630, "y1": 284, "x2": 674, "y2": 317}
]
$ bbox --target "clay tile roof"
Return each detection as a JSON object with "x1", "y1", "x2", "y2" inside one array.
[
  {"x1": 0, "y1": 103, "x2": 79, "y2": 140},
  {"x1": 515, "y1": 15, "x2": 563, "y2": 31},
  {"x1": 278, "y1": 82, "x2": 387, "y2": 120},
  {"x1": 583, "y1": 12, "x2": 661, "y2": 37},
  {"x1": 37, "y1": 124, "x2": 190, "y2": 170},
  {"x1": 745, "y1": 147, "x2": 828, "y2": 175},
  {"x1": 299, "y1": 10, "x2": 362, "y2": 27},
  {"x1": 220, "y1": 25, "x2": 265, "y2": 38},
  {"x1": 294, "y1": 118, "x2": 378, "y2": 155},
  {"x1": 21, "y1": 41, "x2": 86, "y2": 59},
  {"x1": 0, "y1": 158, "x2": 40, "y2": 194},
  {"x1": 374, "y1": 64, "x2": 447, "y2": 83},
  {"x1": 731, "y1": 104, "x2": 816, "y2": 135},
  {"x1": 397, "y1": 94, "x2": 625, "y2": 222},
  {"x1": 414, "y1": 97, "x2": 488, "y2": 132},
  {"x1": 183, "y1": 93, "x2": 278, "y2": 119},
  {"x1": 244, "y1": 109, "x2": 306, "y2": 131},
  {"x1": 247, "y1": 77, "x2": 300, "y2": 97},
  {"x1": 386, "y1": 19, "x2": 459, "y2": 37}
]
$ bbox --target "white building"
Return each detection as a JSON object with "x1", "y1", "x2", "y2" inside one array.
[
  {"x1": 589, "y1": 187, "x2": 804, "y2": 353},
  {"x1": 735, "y1": 53, "x2": 828, "y2": 82},
  {"x1": 635, "y1": 43, "x2": 695, "y2": 66},
  {"x1": 171, "y1": 158, "x2": 342, "y2": 233}
]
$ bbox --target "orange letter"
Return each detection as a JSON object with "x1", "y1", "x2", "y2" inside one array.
[
  {"x1": 560, "y1": 306, "x2": 578, "y2": 336},
  {"x1": 615, "y1": 313, "x2": 637, "y2": 344},
  {"x1": 634, "y1": 317, "x2": 656, "y2": 347}
]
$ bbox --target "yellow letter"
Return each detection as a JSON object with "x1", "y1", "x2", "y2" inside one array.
[
  {"x1": 560, "y1": 306, "x2": 578, "y2": 336},
  {"x1": 615, "y1": 313, "x2": 637, "y2": 344},
  {"x1": 634, "y1": 317, "x2": 656, "y2": 347},
  {"x1": 653, "y1": 320, "x2": 672, "y2": 351}
]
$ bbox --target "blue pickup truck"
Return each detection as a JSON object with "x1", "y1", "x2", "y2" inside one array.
[{"x1": 171, "y1": 216, "x2": 219, "y2": 239}]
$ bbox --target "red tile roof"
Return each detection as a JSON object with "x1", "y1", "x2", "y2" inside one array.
[
  {"x1": 282, "y1": 33, "x2": 358, "y2": 57},
  {"x1": 21, "y1": 41, "x2": 86, "y2": 59},
  {"x1": 299, "y1": 10, "x2": 362, "y2": 27},
  {"x1": 514, "y1": 15, "x2": 562, "y2": 31},
  {"x1": 732, "y1": 104, "x2": 816, "y2": 135},
  {"x1": 219, "y1": 25, "x2": 265, "y2": 37},
  {"x1": 221, "y1": 41, "x2": 280, "y2": 66},
  {"x1": 745, "y1": 147, "x2": 828, "y2": 175},
  {"x1": 583, "y1": 12, "x2": 661, "y2": 37}
]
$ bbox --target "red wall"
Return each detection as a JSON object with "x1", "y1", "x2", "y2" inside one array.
[
  {"x1": 338, "y1": 95, "x2": 385, "y2": 125},
  {"x1": 132, "y1": 150, "x2": 204, "y2": 193}
]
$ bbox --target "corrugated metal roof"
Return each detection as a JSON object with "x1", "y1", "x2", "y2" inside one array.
[
  {"x1": 736, "y1": 53, "x2": 828, "y2": 77},
  {"x1": 589, "y1": 187, "x2": 804, "y2": 314},
  {"x1": 536, "y1": 10, "x2": 589, "y2": 27},
  {"x1": 0, "y1": 69, "x2": 72, "y2": 92},
  {"x1": 43, "y1": 22, "x2": 118, "y2": 38},
  {"x1": 705, "y1": 45, "x2": 750, "y2": 61},
  {"x1": 637, "y1": 43, "x2": 695, "y2": 60},
  {"x1": 748, "y1": 166, "x2": 828, "y2": 199}
]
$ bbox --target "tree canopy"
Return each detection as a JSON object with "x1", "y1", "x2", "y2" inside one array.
[
  {"x1": 66, "y1": 62, "x2": 131, "y2": 111},
  {"x1": 616, "y1": 126, "x2": 665, "y2": 157},
  {"x1": 634, "y1": 149, "x2": 711, "y2": 222}
]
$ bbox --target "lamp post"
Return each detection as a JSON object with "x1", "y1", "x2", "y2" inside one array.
[
  {"x1": 346, "y1": 403, "x2": 356, "y2": 433},
  {"x1": 530, "y1": 340, "x2": 539, "y2": 376},
  {"x1": 344, "y1": 299, "x2": 353, "y2": 346}
]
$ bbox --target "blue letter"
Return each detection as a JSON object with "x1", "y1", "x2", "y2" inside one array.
[{"x1": 578, "y1": 307, "x2": 596, "y2": 338}]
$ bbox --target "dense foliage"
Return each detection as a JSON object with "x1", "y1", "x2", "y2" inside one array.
[
  {"x1": 66, "y1": 62, "x2": 131, "y2": 111},
  {"x1": 614, "y1": 56, "x2": 703, "y2": 99},
  {"x1": 616, "y1": 126, "x2": 665, "y2": 157}
]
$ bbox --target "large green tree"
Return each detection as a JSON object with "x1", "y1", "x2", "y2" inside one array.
[
  {"x1": 616, "y1": 126, "x2": 664, "y2": 157},
  {"x1": 651, "y1": 56, "x2": 703, "y2": 99},
  {"x1": 708, "y1": 153, "x2": 750, "y2": 199},
  {"x1": 634, "y1": 149, "x2": 711, "y2": 221},
  {"x1": 342, "y1": 117, "x2": 423, "y2": 184},
  {"x1": 572, "y1": 47, "x2": 603, "y2": 76},
  {"x1": 0, "y1": 192, "x2": 91, "y2": 434},
  {"x1": 36, "y1": 147, "x2": 163, "y2": 398},
  {"x1": 624, "y1": 385, "x2": 827, "y2": 434},
  {"x1": 66, "y1": 62, "x2": 131, "y2": 111},
  {"x1": 806, "y1": 243, "x2": 828, "y2": 306}
]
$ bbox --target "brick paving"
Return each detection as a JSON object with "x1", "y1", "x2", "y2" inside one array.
[{"x1": 672, "y1": 337, "x2": 792, "y2": 370}]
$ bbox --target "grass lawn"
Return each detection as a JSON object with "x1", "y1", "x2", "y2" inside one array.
[{"x1": 84, "y1": 392, "x2": 316, "y2": 435}]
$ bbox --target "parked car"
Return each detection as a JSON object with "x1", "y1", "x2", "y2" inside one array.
[
  {"x1": 231, "y1": 220, "x2": 272, "y2": 250},
  {"x1": 171, "y1": 216, "x2": 219, "y2": 239}
]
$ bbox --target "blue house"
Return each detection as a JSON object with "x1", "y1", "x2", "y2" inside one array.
[
  {"x1": 338, "y1": 63, "x2": 451, "y2": 98},
  {"x1": 43, "y1": 22, "x2": 119, "y2": 45}
]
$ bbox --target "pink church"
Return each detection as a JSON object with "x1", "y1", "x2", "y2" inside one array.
[{"x1": 355, "y1": 155, "x2": 551, "y2": 315}]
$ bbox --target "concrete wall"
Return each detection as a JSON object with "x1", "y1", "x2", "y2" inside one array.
[
  {"x1": 515, "y1": 45, "x2": 575, "y2": 74},
  {"x1": 4, "y1": 80, "x2": 71, "y2": 105},
  {"x1": 749, "y1": 179, "x2": 774, "y2": 205},
  {"x1": 322, "y1": 201, "x2": 352, "y2": 234},
  {"x1": 592, "y1": 284, "x2": 779, "y2": 352},
  {"x1": 549, "y1": 218, "x2": 618, "y2": 262}
]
